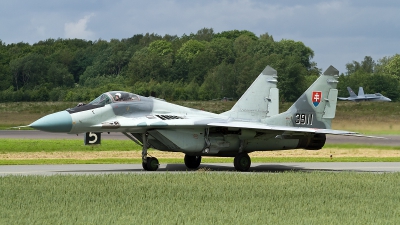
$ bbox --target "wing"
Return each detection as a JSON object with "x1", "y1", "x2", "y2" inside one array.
[
  {"x1": 208, "y1": 121, "x2": 384, "y2": 138},
  {"x1": 90, "y1": 116, "x2": 225, "y2": 130},
  {"x1": 363, "y1": 96, "x2": 380, "y2": 100}
]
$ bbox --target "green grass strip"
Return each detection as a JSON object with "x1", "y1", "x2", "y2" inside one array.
[
  {"x1": 324, "y1": 143, "x2": 400, "y2": 150},
  {"x1": 0, "y1": 139, "x2": 399, "y2": 153},
  {"x1": 1, "y1": 172, "x2": 400, "y2": 224},
  {"x1": 0, "y1": 139, "x2": 141, "y2": 152}
]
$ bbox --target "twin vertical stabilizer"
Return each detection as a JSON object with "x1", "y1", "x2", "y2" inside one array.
[
  {"x1": 220, "y1": 66, "x2": 279, "y2": 122},
  {"x1": 264, "y1": 65, "x2": 339, "y2": 129}
]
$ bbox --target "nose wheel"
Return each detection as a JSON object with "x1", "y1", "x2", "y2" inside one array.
[{"x1": 141, "y1": 133, "x2": 159, "y2": 171}]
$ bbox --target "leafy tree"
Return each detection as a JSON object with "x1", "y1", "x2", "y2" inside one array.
[
  {"x1": 187, "y1": 47, "x2": 218, "y2": 84},
  {"x1": 199, "y1": 68, "x2": 220, "y2": 100},
  {"x1": 345, "y1": 60, "x2": 361, "y2": 75},
  {"x1": 199, "y1": 63, "x2": 237, "y2": 100},
  {"x1": 346, "y1": 56, "x2": 375, "y2": 75},
  {"x1": 148, "y1": 40, "x2": 173, "y2": 56},
  {"x1": 194, "y1": 28, "x2": 214, "y2": 42},
  {"x1": 232, "y1": 54, "x2": 257, "y2": 97},
  {"x1": 259, "y1": 32, "x2": 274, "y2": 41},
  {"x1": 127, "y1": 47, "x2": 172, "y2": 83},
  {"x1": 47, "y1": 64, "x2": 74, "y2": 88},
  {"x1": 374, "y1": 56, "x2": 392, "y2": 74},
  {"x1": 274, "y1": 39, "x2": 314, "y2": 69},
  {"x1": 366, "y1": 73, "x2": 399, "y2": 101},
  {"x1": 384, "y1": 54, "x2": 400, "y2": 80},
  {"x1": 361, "y1": 56, "x2": 375, "y2": 73},
  {"x1": 3, "y1": 28, "x2": 398, "y2": 102},
  {"x1": 250, "y1": 38, "x2": 275, "y2": 58},
  {"x1": 174, "y1": 40, "x2": 206, "y2": 81},
  {"x1": 215, "y1": 30, "x2": 257, "y2": 41},
  {"x1": 176, "y1": 40, "x2": 206, "y2": 63},
  {"x1": 0, "y1": 41, "x2": 12, "y2": 90},
  {"x1": 267, "y1": 55, "x2": 308, "y2": 102},
  {"x1": 208, "y1": 38, "x2": 235, "y2": 64},
  {"x1": 139, "y1": 33, "x2": 163, "y2": 46},
  {"x1": 184, "y1": 79, "x2": 200, "y2": 100},
  {"x1": 233, "y1": 34, "x2": 256, "y2": 57},
  {"x1": 103, "y1": 40, "x2": 132, "y2": 75},
  {"x1": 9, "y1": 53, "x2": 48, "y2": 90}
]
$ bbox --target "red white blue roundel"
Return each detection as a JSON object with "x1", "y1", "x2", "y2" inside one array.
[{"x1": 312, "y1": 91, "x2": 322, "y2": 107}]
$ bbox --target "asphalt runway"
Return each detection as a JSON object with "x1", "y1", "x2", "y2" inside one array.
[
  {"x1": 1, "y1": 162, "x2": 400, "y2": 176},
  {"x1": 0, "y1": 130, "x2": 399, "y2": 146}
]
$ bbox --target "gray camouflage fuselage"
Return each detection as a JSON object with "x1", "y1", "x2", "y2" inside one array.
[{"x1": 30, "y1": 65, "x2": 352, "y2": 159}]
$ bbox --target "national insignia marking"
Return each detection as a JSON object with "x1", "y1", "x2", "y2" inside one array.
[{"x1": 312, "y1": 91, "x2": 322, "y2": 107}]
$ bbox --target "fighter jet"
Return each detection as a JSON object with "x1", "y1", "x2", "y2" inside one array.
[
  {"x1": 338, "y1": 87, "x2": 391, "y2": 102},
  {"x1": 29, "y1": 65, "x2": 365, "y2": 171}
]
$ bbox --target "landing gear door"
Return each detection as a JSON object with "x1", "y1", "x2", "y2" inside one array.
[{"x1": 84, "y1": 132, "x2": 101, "y2": 145}]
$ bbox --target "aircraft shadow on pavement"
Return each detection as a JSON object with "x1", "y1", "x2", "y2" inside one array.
[{"x1": 53, "y1": 163, "x2": 381, "y2": 174}]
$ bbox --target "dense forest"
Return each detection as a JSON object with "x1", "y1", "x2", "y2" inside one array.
[{"x1": 0, "y1": 28, "x2": 399, "y2": 102}]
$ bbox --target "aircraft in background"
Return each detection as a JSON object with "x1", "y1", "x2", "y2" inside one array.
[
  {"x1": 338, "y1": 87, "x2": 391, "y2": 102},
  {"x1": 28, "y1": 65, "x2": 370, "y2": 171}
]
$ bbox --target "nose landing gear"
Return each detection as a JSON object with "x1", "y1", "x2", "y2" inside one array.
[{"x1": 141, "y1": 133, "x2": 159, "y2": 171}]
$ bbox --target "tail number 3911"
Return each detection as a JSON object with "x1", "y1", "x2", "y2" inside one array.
[{"x1": 295, "y1": 113, "x2": 313, "y2": 125}]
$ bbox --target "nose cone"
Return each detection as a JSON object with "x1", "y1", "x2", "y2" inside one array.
[{"x1": 29, "y1": 111, "x2": 72, "y2": 133}]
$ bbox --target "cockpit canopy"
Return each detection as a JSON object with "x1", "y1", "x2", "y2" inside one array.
[
  {"x1": 67, "y1": 91, "x2": 140, "y2": 114},
  {"x1": 88, "y1": 91, "x2": 140, "y2": 106}
]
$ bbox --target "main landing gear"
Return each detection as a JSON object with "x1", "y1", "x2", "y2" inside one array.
[
  {"x1": 184, "y1": 155, "x2": 202, "y2": 169},
  {"x1": 234, "y1": 152, "x2": 251, "y2": 171},
  {"x1": 141, "y1": 133, "x2": 159, "y2": 171}
]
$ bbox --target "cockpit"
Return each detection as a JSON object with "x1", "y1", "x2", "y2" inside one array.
[
  {"x1": 67, "y1": 91, "x2": 140, "y2": 114},
  {"x1": 88, "y1": 91, "x2": 140, "y2": 106}
]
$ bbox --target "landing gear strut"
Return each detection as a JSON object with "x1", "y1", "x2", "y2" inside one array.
[
  {"x1": 234, "y1": 152, "x2": 251, "y2": 171},
  {"x1": 141, "y1": 133, "x2": 159, "y2": 171},
  {"x1": 184, "y1": 155, "x2": 202, "y2": 169}
]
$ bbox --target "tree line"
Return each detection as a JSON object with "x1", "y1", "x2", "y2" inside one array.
[{"x1": 0, "y1": 28, "x2": 399, "y2": 103}]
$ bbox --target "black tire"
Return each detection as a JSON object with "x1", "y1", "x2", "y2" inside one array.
[
  {"x1": 234, "y1": 153, "x2": 251, "y2": 171},
  {"x1": 142, "y1": 161, "x2": 148, "y2": 171},
  {"x1": 146, "y1": 157, "x2": 159, "y2": 171},
  {"x1": 184, "y1": 155, "x2": 202, "y2": 169}
]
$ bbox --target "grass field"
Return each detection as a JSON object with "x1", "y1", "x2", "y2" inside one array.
[{"x1": 0, "y1": 172, "x2": 399, "y2": 224}]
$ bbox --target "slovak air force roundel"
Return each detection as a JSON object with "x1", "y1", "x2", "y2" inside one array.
[{"x1": 312, "y1": 91, "x2": 322, "y2": 107}]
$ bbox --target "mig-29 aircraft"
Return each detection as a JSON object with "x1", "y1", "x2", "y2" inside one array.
[
  {"x1": 29, "y1": 65, "x2": 363, "y2": 171},
  {"x1": 338, "y1": 87, "x2": 391, "y2": 102}
]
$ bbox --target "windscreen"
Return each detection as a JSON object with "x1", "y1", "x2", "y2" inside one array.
[{"x1": 88, "y1": 94, "x2": 112, "y2": 106}]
